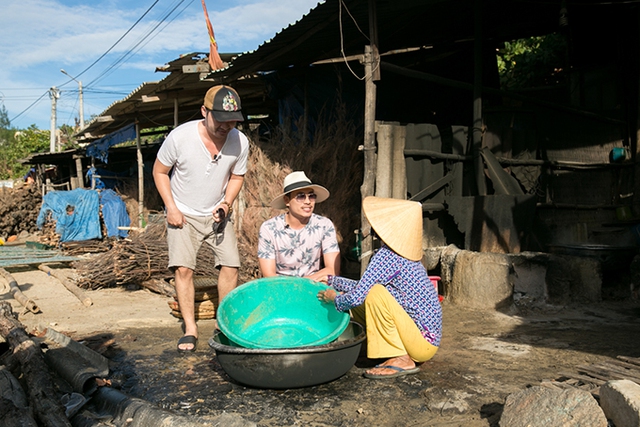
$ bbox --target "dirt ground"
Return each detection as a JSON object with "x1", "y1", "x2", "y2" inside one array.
[{"x1": 2, "y1": 264, "x2": 640, "y2": 426}]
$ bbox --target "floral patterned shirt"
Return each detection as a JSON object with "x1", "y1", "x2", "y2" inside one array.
[
  {"x1": 258, "y1": 213, "x2": 339, "y2": 277},
  {"x1": 329, "y1": 245, "x2": 442, "y2": 346}
]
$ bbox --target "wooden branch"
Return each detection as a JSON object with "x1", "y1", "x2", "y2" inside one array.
[
  {"x1": 618, "y1": 355, "x2": 640, "y2": 367},
  {"x1": 0, "y1": 302, "x2": 72, "y2": 427},
  {"x1": 38, "y1": 265, "x2": 92, "y2": 307},
  {"x1": 0, "y1": 268, "x2": 40, "y2": 314},
  {"x1": 557, "y1": 372, "x2": 605, "y2": 386},
  {"x1": 140, "y1": 278, "x2": 176, "y2": 298}
]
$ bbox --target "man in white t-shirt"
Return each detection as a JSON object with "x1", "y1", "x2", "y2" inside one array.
[
  {"x1": 153, "y1": 85, "x2": 249, "y2": 352},
  {"x1": 258, "y1": 171, "x2": 340, "y2": 281}
]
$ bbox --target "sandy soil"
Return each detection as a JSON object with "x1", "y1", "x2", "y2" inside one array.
[{"x1": 2, "y1": 265, "x2": 640, "y2": 426}]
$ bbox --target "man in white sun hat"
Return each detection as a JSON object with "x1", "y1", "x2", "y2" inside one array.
[
  {"x1": 153, "y1": 85, "x2": 249, "y2": 352},
  {"x1": 317, "y1": 196, "x2": 442, "y2": 379},
  {"x1": 258, "y1": 171, "x2": 340, "y2": 280}
]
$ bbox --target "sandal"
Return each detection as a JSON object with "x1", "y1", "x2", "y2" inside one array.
[{"x1": 177, "y1": 335, "x2": 198, "y2": 352}]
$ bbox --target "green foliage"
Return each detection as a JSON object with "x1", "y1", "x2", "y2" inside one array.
[
  {"x1": 59, "y1": 124, "x2": 81, "y2": 151},
  {"x1": 0, "y1": 125, "x2": 50, "y2": 180},
  {"x1": 0, "y1": 105, "x2": 10, "y2": 129},
  {"x1": 496, "y1": 34, "x2": 567, "y2": 89}
]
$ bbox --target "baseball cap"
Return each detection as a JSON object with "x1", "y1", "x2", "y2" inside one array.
[{"x1": 203, "y1": 85, "x2": 244, "y2": 122}]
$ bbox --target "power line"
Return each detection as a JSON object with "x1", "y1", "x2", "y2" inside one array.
[
  {"x1": 88, "y1": 0, "x2": 192, "y2": 88},
  {"x1": 67, "y1": 0, "x2": 161, "y2": 85},
  {"x1": 9, "y1": 91, "x2": 49, "y2": 123},
  {"x1": 9, "y1": 1, "x2": 162, "y2": 125}
]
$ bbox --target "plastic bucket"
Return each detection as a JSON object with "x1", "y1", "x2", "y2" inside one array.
[{"x1": 217, "y1": 276, "x2": 350, "y2": 349}]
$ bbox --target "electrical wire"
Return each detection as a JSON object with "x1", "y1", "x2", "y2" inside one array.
[
  {"x1": 9, "y1": 0, "x2": 162, "y2": 125},
  {"x1": 339, "y1": 0, "x2": 378, "y2": 81},
  {"x1": 9, "y1": 91, "x2": 49, "y2": 123},
  {"x1": 70, "y1": 0, "x2": 161, "y2": 84},
  {"x1": 87, "y1": 0, "x2": 193, "y2": 88}
]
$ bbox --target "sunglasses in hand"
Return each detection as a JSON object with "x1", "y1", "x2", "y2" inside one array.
[{"x1": 212, "y1": 208, "x2": 226, "y2": 234}]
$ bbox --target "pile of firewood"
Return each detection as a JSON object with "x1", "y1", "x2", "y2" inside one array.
[
  {"x1": 73, "y1": 219, "x2": 219, "y2": 290},
  {"x1": 0, "y1": 183, "x2": 42, "y2": 239},
  {"x1": 73, "y1": 109, "x2": 363, "y2": 293}
]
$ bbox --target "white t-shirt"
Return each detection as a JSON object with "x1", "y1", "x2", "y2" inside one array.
[{"x1": 156, "y1": 120, "x2": 249, "y2": 216}]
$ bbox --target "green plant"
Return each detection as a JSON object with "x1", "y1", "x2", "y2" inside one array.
[
  {"x1": 497, "y1": 34, "x2": 567, "y2": 89},
  {"x1": 0, "y1": 125, "x2": 50, "y2": 180}
]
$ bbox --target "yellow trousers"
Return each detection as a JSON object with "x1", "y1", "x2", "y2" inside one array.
[{"x1": 351, "y1": 284, "x2": 438, "y2": 363}]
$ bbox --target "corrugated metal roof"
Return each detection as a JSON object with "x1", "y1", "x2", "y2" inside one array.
[
  {"x1": 77, "y1": 53, "x2": 225, "y2": 141},
  {"x1": 0, "y1": 246, "x2": 78, "y2": 267},
  {"x1": 206, "y1": 0, "x2": 561, "y2": 83},
  {"x1": 76, "y1": 0, "x2": 626, "y2": 141}
]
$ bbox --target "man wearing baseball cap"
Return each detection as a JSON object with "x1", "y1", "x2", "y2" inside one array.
[{"x1": 153, "y1": 85, "x2": 249, "y2": 352}]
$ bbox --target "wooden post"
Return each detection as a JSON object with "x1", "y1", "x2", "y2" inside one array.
[
  {"x1": 375, "y1": 122, "x2": 393, "y2": 198},
  {"x1": 74, "y1": 155, "x2": 83, "y2": 189},
  {"x1": 472, "y1": 0, "x2": 486, "y2": 196},
  {"x1": 174, "y1": 98, "x2": 179, "y2": 128},
  {"x1": 360, "y1": 44, "x2": 378, "y2": 274},
  {"x1": 391, "y1": 124, "x2": 407, "y2": 199},
  {"x1": 136, "y1": 122, "x2": 145, "y2": 227},
  {"x1": 360, "y1": 0, "x2": 381, "y2": 274}
]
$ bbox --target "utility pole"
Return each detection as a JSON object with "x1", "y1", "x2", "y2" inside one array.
[
  {"x1": 49, "y1": 87, "x2": 59, "y2": 153},
  {"x1": 60, "y1": 69, "x2": 84, "y2": 129}
]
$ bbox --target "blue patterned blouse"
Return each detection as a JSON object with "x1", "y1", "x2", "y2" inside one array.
[{"x1": 329, "y1": 245, "x2": 442, "y2": 346}]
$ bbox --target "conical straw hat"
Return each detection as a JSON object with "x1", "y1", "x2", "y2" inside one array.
[{"x1": 362, "y1": 196, "x2": 423, "y2": 261}]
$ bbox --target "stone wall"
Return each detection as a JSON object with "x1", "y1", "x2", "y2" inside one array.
[{"x1": 427, "y1": 245, "x2": 603, "y2": 308}]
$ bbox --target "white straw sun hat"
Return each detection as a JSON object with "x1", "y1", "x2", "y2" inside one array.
[
  {"x1": 270, "y1": 171, "x2": 330, "y2": 209},
  {"x1": 362, "y1": 196, "x2": 424, "y2": 261}
]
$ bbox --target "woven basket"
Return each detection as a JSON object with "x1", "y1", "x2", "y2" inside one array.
[
  {"x1": 168, "y1": 299, "x2": 217, "y2": 320},
  {"x1": 170, "y1": 276, "x2": 218, "y2": 290}
]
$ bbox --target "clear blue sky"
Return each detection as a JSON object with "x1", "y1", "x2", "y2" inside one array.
[{"x1": 0, "y1": 0, "x2": 321, "y2": 130}]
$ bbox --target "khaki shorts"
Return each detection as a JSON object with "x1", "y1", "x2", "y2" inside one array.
[{"x1": 166, "y1": 213, "x2": 240, "y2": 270}]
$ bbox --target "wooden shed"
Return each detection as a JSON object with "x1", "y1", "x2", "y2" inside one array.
[{"x1": 66, "y1": 0, "x2": 640, "y2": 276}]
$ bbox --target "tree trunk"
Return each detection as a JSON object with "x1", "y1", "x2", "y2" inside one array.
[
  {"x1": 0, "y1": 302, "x2": 72, "y2": 427},
  {"x1": 38, "y1": 264, "x2": 92, "y2": 307},
  {"x1": 0, "y1": 366, "x2": 38, "y2": 426}
]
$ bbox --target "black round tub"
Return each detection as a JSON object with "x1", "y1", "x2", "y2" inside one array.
[{"x1": 209, "y1": 321, "x2": 365, "y2": 389}]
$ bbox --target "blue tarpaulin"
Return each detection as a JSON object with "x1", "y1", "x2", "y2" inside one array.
[
  {"x1": 86, "y1": 123, "x2": 136, "y2": 163},
  {"x1": 37, "y1": 189, "x2": 102, "y2": 242},
  {"x1": 36, "y1": 188, "x2": 131, "y2": 242},
  {"x1": 100, "y1": 189, "x2": 130, "y2": 238}
]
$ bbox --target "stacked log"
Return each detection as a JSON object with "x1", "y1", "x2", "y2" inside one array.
[
  {"x1": 0, "y1": 184, "x2": 41, "y2": 240},
  {"x1": 0, "y1": 302, "x2": 72, "y2": 426}
]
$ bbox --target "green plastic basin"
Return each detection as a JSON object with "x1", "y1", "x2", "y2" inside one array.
[{"x1": 217, "y1": 277, "x2": 350, "y2": 349}]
